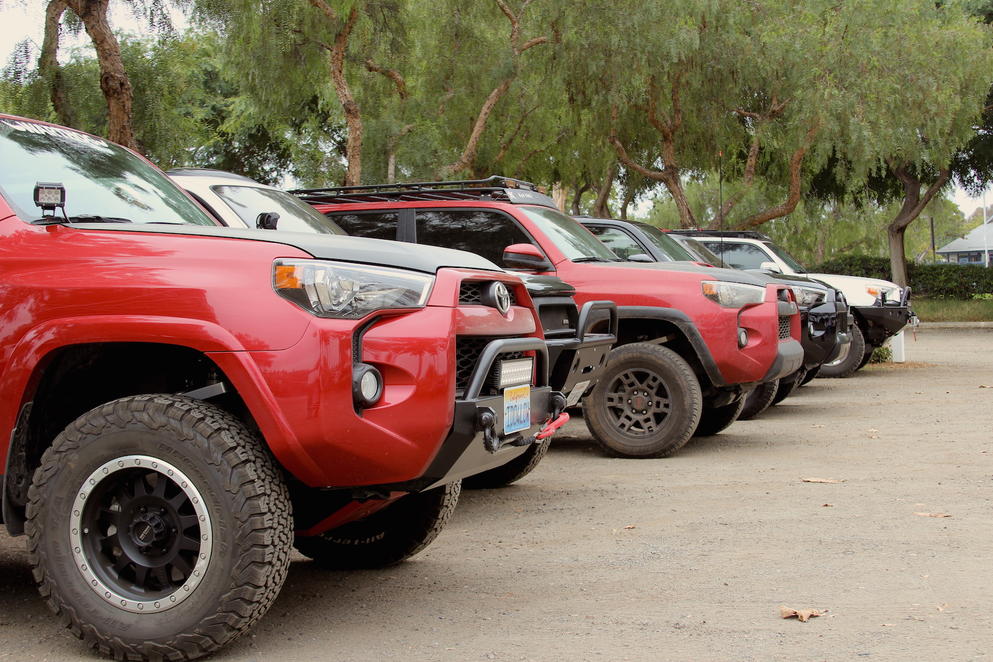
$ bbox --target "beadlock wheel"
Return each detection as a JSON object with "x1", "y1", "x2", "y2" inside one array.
[{"x1": 70, "y1": 455, "x2": 212, "y2": 614}]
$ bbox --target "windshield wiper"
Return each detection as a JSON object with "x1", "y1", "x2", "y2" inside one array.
[
  {"x1": 572, "y1": 256, "x2": 614, "y2": 263},
  {"x1": 32, "y1": 214, "x2": 134, "y2": 225}
]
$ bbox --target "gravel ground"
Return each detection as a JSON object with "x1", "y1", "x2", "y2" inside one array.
[{"x1": 1, "y1": 327, "x2": 991, "y2": 662}]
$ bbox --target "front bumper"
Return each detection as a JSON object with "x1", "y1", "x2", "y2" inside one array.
[
  {"x1": 856, "y1": 304, "x2": 912, "y2": 345},
  {"x1": 545, "y1": 300, "x2": 618, "y2": 406},
  {"x1": 801, "y1": 299, "x2": 850, "y2": 368},
  {"x1": 761, "y1": 337, "x2": 804, "y2": 381}
]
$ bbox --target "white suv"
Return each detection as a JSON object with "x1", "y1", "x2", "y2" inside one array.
[{"x1": 669, "y1": 231, "x2": 915, "y2": 378}]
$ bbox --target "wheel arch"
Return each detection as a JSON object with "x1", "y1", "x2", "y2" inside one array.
[{"x1": 614, "y1": 306, "x2": 725, "y2": 389}]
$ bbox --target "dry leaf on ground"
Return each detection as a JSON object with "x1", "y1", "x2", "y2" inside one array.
[
  {"x1": 779, "y1": 606, "x2": 825, "y2": 622},
  {"x1": 802, "y1": 478, "x2": 844, "y2": 484},
  {"x1": 980, "y1": 385, "x2": 992, "y2": 389},
  {"x1": 822, "y1": 503, "x2": 834, "y2": 507},
  {"x1": 914, "y1": 512, "x2": 952, "y2": 518},
  {"x1": 623, "y1": 525, "x2": 636, "y2": 530}
]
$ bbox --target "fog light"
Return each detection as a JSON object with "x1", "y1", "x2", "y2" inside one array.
[
  {"x1": 737, "y1": 328, "x2": 749, "y2": 348},
  {"x1": 352, "y1": 363, "x2": 383, "y2": 408}
]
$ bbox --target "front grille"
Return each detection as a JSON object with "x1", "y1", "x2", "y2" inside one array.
[
  {"x1": 778, "y1": 315, "x2": 792, "y2": 340},
  {"x1": 455, "y1": 336, "x2": 526, "y2": 396},
  {"x1": 458, "y1": 281, "x2": 518, "y2": 307}
]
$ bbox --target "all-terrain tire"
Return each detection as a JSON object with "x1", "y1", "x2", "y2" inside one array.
[
  {"x1": 798, "y1": 366, "x2": 819, "y2": 386},
  {"x1": 771, "y1": 369, "x2": 802, "y2": 405},
  {"x1": 294, "y1": 481, "x2": 460, "y2": 569},
  {"x1": 819, "y1": 323, "x2": 866, "y2": 378},
  {"x1": 463, "y1": 439, "x2": 550, "y2": 489},
  {"x1": 582, "y1": 343, "x2": 702, "y2": 458},
  {"x1": 25, "y1": 394, "x2": 293, "y2": 662},
  {"x1": 857, "y1": 343, "x2": 875, "y2": 370},
  {"x1": 693, "y1": 397, "x2": 746, "y2": 437},
  {"x1": 739, "y1": 380, "x2": 779, "y2": 420}
]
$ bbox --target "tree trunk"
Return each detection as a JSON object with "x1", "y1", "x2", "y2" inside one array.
[
  {"x1": 40, "y1": 0, "x2": 72, "y2": 126},
  {"x1": 65, "y1": 0, "x2": 136, "y2": 150},
  {"x1": 438, "y1": 78, "x2": 512, "y2": 178},
  {"x1": 619, "y1": 186, "x2": 636, "y2": 221},
  {"x1": 328, "y1": 7, "x2": 362, "y2": 186},
  {"x1": 591, "y1": 162, "x2": 617, "y2": 218},
  {"x1": 886, "y1": 162, "x2": 951, "y2": 287},
  {"x1": 570, "y1": 181, "x2": 590, "y2": 216},
  {"x1": 552, "y1": 183, "x2": 567, "y2": 212}
]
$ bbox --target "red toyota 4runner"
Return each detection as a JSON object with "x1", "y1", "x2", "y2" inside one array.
[
  {"x1": 0, "y1": 118, "x2": 562, "y2": 660},
  {"x1": 297, "y1": 177, "x2": 804, "y2": 458}
]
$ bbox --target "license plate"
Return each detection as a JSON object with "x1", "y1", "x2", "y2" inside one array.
[{"x1": 503, "y1": 384, "x2": 531, "y2": 435}]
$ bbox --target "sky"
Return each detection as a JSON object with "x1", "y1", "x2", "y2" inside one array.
[{"x1": 1, "y1": 1, "x2": 989, "y2": 221}]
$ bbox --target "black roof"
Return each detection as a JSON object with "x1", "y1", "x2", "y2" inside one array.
[{"x1": 291, "y1": 175, "x2": 558, "y2": 209}]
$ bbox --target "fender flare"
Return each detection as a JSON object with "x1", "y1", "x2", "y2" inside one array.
[
  {"x1": 615, "y1": 306, "x2": 726, "y2": 387},
  {"x1": 0, "y1": 316, "x2": 320, "y2": 520}
]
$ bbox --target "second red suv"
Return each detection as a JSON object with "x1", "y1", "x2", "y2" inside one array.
[{"x1": 296, "y1": 177, "x2": 803, "y2": 458}]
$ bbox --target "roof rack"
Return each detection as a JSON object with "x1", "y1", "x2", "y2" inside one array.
[
  {"x1": 290, "y1": 175, "x2": 557, "y2": 208},
  {"x1": 665, "y1": 229, "x2": 772, "y2": 241}
]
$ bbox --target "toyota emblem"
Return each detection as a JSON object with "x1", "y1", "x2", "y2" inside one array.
[{"x1": 484, "y1": 282, "x2": 512, "y2": 315}]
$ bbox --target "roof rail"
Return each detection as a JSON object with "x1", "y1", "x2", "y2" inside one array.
[
  {"x1": 665, "y1": 229, "x2": 771, "y2": 241},
  {"x1": 290, "y1": 175, "x2": 557, "y2": 208}
]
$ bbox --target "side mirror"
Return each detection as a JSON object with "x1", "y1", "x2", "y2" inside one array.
[
  {"x1": 759, "y1": 261, "x2": 781, "y2": 273},
  {"x1": 628, "y1": 253, "x2": 654, "y2": 263},
  {"x1": 503, "y1": 243, "x2": 552, "y2": 271},
  {"x1": 256, "y1": 211, "x2": 279, "y2": 230}
]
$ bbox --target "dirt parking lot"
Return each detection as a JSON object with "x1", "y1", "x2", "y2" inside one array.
[{"x1": 1, "y1": 327, "x2": 991, "y2": 662}]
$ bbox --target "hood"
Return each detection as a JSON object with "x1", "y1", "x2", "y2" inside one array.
[
  {"x1": 806, "y1": 272, "x2": 903, "y2": 307},
  {"x1": 520, "y1": 274, "x2": 576, "y2": 298},
  {"x1": 66, "y1": 223, "x2": 502, "y2": 274},
  {"x1": 747, "y1": 269, "x2": 830, "y2": 291},
  {"x1": 588, "y1": 260, "x2": 768, "y2": 286}
]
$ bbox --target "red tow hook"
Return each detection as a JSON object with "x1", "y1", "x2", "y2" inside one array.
[{"x1": 535, "y1": 412, "x2": 570, "y2": 440}]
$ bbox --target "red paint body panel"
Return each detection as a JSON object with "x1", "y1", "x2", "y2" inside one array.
[{"x1": 0, "y1": 182, "x2": 541, "y2": 489}]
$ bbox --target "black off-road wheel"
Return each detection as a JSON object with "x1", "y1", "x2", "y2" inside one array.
[
  {"x1": 294, "y1": 481, "x2": 460, "y2": 569},
  {"x1": 463, "y1": 440, "x2": 549, "y2": 489},
  {"x1": 771, "y1": 369, "x2": 802, "y2": 405},
  {"x1": 819, "y1": 323, "x2": 866, "y2": 378},
  {"x1": 25, "y1": 394, "x2": 293, "y2": 662},
  {"x1": 738, "y1": 380, "x2": 779, "y2": 420},
  {"x1": 857, "y1": 343, "x2": 876, "y2": 370},
  {"x1": 583, "y1": 343, "x2": 702, "y2": 458},
  {"x1": 693, "y1": 397, "x2": 746, "y2": 437}
]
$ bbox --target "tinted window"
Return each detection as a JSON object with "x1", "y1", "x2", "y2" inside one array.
[
  {"x1": 701, "y1": 241, "x2": 770, "y2": 269},
  {"x1": 763, "y1": 241, "x2": 807, "y2": 273},
  {"x1": 212, "y1": 185, "x2": 344, "y2": 234},
  {"x1": 329, "y1": 212, "x2": 400, "y2": 240},
  {"x1": 0, "y1": 118, "x2": 213, "y2": 225},
  {"x1": 635, "y1": 224, "x2": 696, "y2": 261},
  {"x1": 587, "y1": 226, "x2": 649, "y2": 260},
  {"x1": 416, "y1": 209, "x2": 534, "y2": 264},
  {"x1": 520, "y1": 207, "x2": 618, "y2": 261}
]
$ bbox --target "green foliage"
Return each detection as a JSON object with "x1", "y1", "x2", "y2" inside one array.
[
  {"x1": 812, "y1": 255, "x2": 993, "y2": 299},
  {"x1": 869, "y1": 345, "x2": 892, "y2": 364},
  {"x1": 910, "y1": 297, "x2": 993, "y2": 321}
]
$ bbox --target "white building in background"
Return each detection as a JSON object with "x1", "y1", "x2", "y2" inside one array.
[{"x1": 937, "y1": 218, "x2": 993, "y2": 266}]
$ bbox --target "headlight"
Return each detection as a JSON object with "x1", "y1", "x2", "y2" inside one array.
[
  {"x1": 866, "y1": 285, "x2": 899, "y2": 303},
  {"x1": 701, "y1": 281, "x2": 766, "y2": 308},
  {"x1": 792, "y1": 286, "x2": 826, "y2": 307},
  {"x1": 273, "y1": 259, "x2": 433, "y2": 319}
]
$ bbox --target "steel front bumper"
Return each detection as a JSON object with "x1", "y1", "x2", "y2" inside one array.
[
  {"x1": 415, "y1": 337, "x2": 563, "y2": 491},
  {"x1": 545, "y1": 300, "x2": 618, "y2": 407},
  {"x1": 802, "y1": 299, "x2": 850, "y2": 368}
]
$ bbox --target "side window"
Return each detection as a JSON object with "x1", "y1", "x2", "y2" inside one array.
[
  {"x1": 329, "y1": 212, "x2": 400, "y2": 240},
  {"x1": 416, "y1": 210, "x2": 534, "y2": 265},
  {"x1": 586, "y1": 226, "x2": 646, "y2": 260},
  {"x1": 701, "y1": 241, "x2": 768, "y2": 269}
]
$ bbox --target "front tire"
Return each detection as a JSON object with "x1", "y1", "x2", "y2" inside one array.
[
  {"x1": 26, "y1": 395, "x2": 292, "y2": 662},
  {"x1": 294, "y1": 481, "x2": 460, "y2": 569},
  {"x1": 693, "y1": 397, "x2": 745, "y2": 437},
  {"x1": 819, "y1": 323, "x2": 866, "y2": 378},
  {"x1": 739, "y1": 380, "x2": 779, "y2": 420},
  {"x1": 771, "y1": 369, "x2": 802, "y2": 405},
  {"x1": 583, "y1": 343, "x2": 702, "y2": 458},
  {"x1": 463, "y1": 440, "x2": 549, "y2": 489}
]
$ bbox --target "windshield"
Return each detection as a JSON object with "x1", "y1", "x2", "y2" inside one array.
[
  {"x1": 520, "y1": 207, "x2": 619, "y2": 261},
  {"x1": 635, "y1": 223, "x2": 697, "y2": 261},
  {"x1": 676, "y1": 237, "x2": 728, "y2": 267},
  {"x1": 763, "y1": 241, "x2": 807, "y2": 273},
  {"x1": 0, "y1": 118, "x2": 214, "y2": 225},
  {"x1": 212, "y1": 185, "x2": 345, "y2": 234}
]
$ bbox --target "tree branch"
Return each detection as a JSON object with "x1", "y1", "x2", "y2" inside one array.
[
  {"x1": 365, "y1": 58, "x2": 409, "y2": 99},
  {"x1": 734, "y1": 123, "x2": 819, "y2": 229}
]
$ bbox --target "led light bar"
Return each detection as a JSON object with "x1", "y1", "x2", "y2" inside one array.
[{"x1": 495, "y1": 358, "x2": 533, "y2": 389}]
